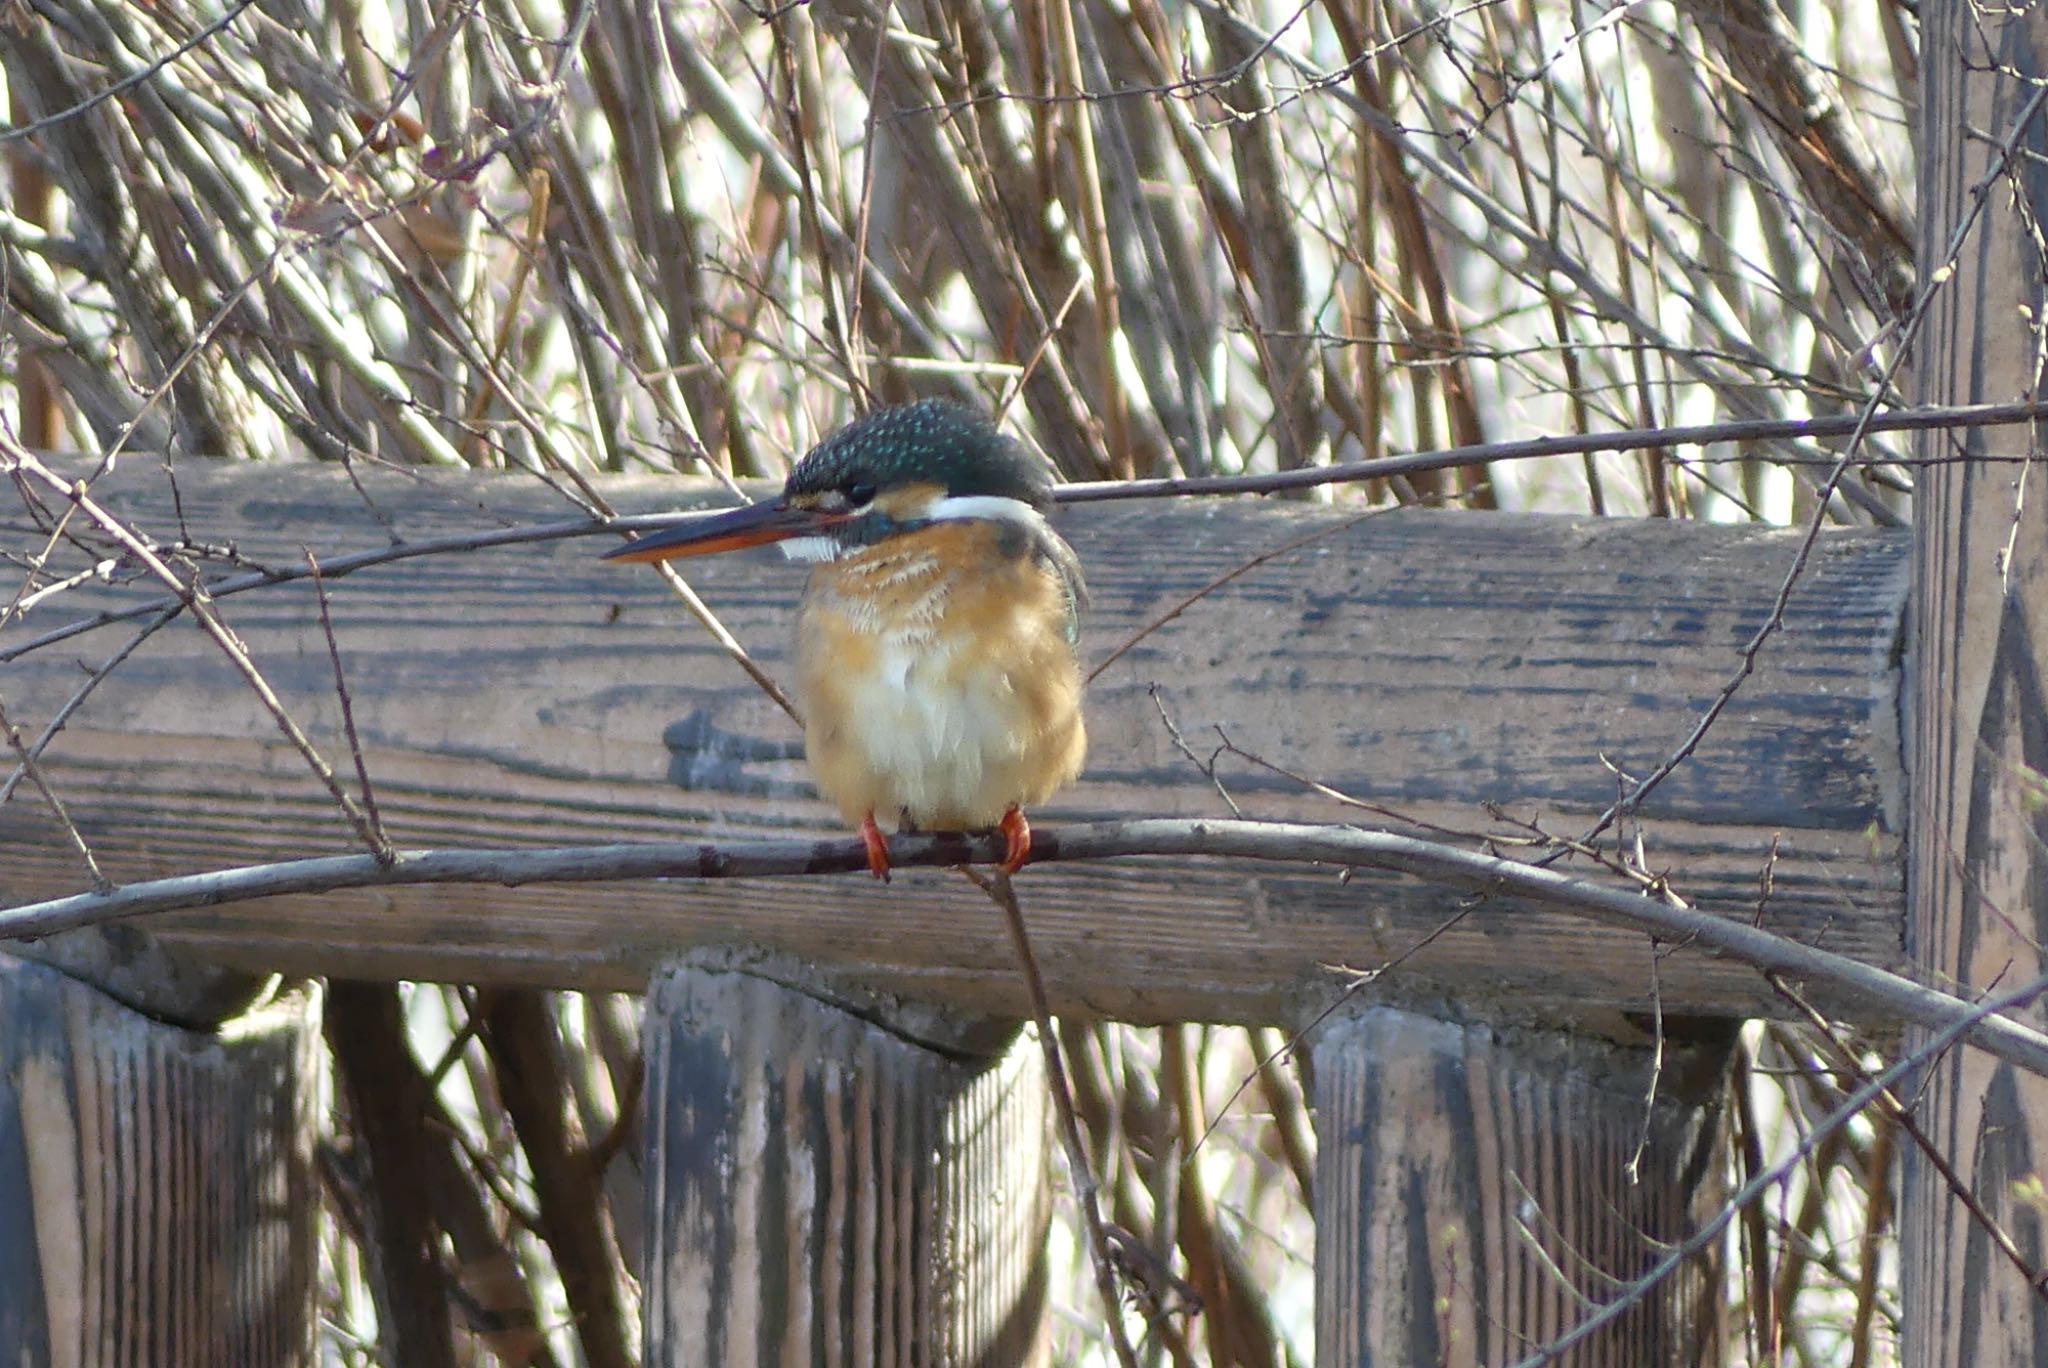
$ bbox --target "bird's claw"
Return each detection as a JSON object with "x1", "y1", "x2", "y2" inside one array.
[
  {"x1": 998, "y1": 806, "x2": 1032, "y2": 875},
  {"x1": 859, "y1": 812, "x2": 893, "y2": 882},
  {"x1": 859, "y1": 808, "x2": 1029, "y2": 879}
]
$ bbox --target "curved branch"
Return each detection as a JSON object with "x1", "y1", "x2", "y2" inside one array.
[{"x1": 4, "y1": 817, "x2": 2043, "y2": 1076}]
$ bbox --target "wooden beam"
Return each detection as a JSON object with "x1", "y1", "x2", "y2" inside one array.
[
  {"x1": 1, "y1": 459, "x2": 1906, "y2": 1024},
  {"x1": 642, "y1": 962, "x2": 1049, "y2": 1365},
  {"x1": 1902, "y1": 5, "x2": 2048, "y2": 1357},
  {"x1": 0, "y1": 953, "x2": 317, "y2": 1365},
  {"x1": 1312, "y1": 1005, "x2": 1730, "y2": 1365}
]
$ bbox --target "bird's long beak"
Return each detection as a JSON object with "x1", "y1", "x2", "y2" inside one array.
[{"x1": 603, "y1": 499, "x2": 852, "y2": 563}]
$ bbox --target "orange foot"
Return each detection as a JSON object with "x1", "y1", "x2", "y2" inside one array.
[
  {"x1": 998, "y1": 805, "x2": 1032, "y2": 875},
  {"x1": 859, "y1": 811, "x2": 893, "y2": 882}
]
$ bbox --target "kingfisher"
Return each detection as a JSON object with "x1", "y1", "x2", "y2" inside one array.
[{"x1": 605, "y1": 400, "x2": 1087, "y2": 880}]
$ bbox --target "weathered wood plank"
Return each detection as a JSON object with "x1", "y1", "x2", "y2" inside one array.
[
  {"x1": 642, "y1": 963, "x2": 1049, "y2": 1366},
  {"x1": 0, "y1": 953, "x2": 317, "y2": 1366},
  {"x1": 1901, "y1": 5, "x2": 2048, "y2": 1358},
  {"x1": 1312, "y1": 1005, "x2": 1729, "y2": 1366},
  {"x1": 1, "y1": 460, "x2": 1907, "y2": 1023}
]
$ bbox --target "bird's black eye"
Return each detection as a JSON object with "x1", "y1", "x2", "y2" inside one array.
[{"x1": 845, "y1": 479, "x2": 878, "y2": 507}]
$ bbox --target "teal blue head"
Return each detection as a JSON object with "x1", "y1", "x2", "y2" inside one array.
[
  {"x1": 785, "y1": 401, "x2": 1052, "y2": 511},
  {"x1": 605, "y1": 401, "x2": 1060, "y2": 564}
]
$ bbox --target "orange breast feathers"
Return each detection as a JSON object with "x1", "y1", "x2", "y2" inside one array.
[{"x1": 793, "y1": 519, "x2": 1085, "y2": 832}]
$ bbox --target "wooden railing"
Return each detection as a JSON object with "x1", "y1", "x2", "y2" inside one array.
[{"x1": 2, "y1": 456, "x2": 1908, "y2": 1361}]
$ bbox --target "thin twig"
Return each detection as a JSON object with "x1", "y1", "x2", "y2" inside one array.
[
  {"x1": 8, "y1": 397, "x2": 2042, "y2": 668},
  {"x1": 1507, "y1": 972, "x2": 2048, "y2": 1368},
  {"x1": 1625, "y1": 938, "x2": 1667, "y2": 1184},
  {"x1": 651, "y1": 560, "x2": 803, "y2": 723},
  {"x1": 0, "y1": 0, "x2": 259, "y2": 145},
  {"x1": 0, "y1": 605, "x2": 180, "y2": 808},
  {"x1": 1054, "y1": 399, "x2": 2048, "y2": 503},
  {"x1": 307, "y1": 551, "x2": 394, "y2": 864},
  {"x1": 0, "y1": 691, "x2": 108, "y2": 891},
  {"x1": 1769, "y1": 973, "x2": 2048, "y2": 1304},
  {"x1": 4, "y1": 443, "x2": 387, "y2": 853},
  {"x1": 963, "y1": 866, "x2": 1142, "y2": 1368},
  {"x1": 1148, "y1": 687, "x2": 1241, "y2": 816},
  {"x1": 1189, "y1": 903, "x2": 1472, "y2": 1168},
  {"x1": 1090, "y1": 507, "x2": 1380, "y2": 681}
]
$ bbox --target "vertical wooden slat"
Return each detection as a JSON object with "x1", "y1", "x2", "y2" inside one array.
[
  {"x1": 643, "y1": 962, "x2": 1051, "y2": 1367},
  {"x1": 0, "y1": 952, "x2": 316, "y2": 1366},
  {"x1": 1904, "y1": 4, "x2": 2048, "y2": 1361},
  {"x1": 1312, "y1": 1005, "x2": 1728, "y2": 1366}
]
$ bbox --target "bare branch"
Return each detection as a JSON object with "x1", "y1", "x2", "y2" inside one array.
[
  {"x1": 0, "y1": 691, "x2": 108, "y2": 891},
  {"x1": 0, "y1": 0, "x2": 259, "y2": 145},
  {"x1": 7, "y1": 817, "x2": 2048, "y2": 1079},
  {"x1": 306, "y1": 552, "x2": 393, "y2": 864},
  {"x1": 6, "y1": 398, "x2": 2035, "y2": 672},
  {"x1": 1570, "y1": 78, "x2": 2048, "y2": 852},
  {"x1": 966, "y1": 868, "x2": 1143, "y2": 1368},
  {"x1": 3, "y1": 442, "x2": 386, "y2": 853},
  {"x1": 1055, "y1": 399, "x2": 2048, "y2": 503}
]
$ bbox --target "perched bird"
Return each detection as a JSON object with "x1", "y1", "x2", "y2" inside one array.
[{"x1": 606, "y1": 401, "x2": 1087, "y2": 880}]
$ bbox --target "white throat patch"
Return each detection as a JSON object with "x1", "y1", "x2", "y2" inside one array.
[
  {"x1": 925, "y1": 495, "x2": 1047, "y2": 534},
  {"x1": 777, "y1": 535, "x2": 844, "y2": 563}
]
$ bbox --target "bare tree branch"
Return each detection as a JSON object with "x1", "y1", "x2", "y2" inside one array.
[
  {"x1": 7, "y1": 817, "x2": 2048, "y2": 1078},
  {"x1": 6, "y1": 398, "x2": 2040, "y2": 672},
  {"x1": 966, "y1": 868, "x2": 1143, "y2": 1368},
  {"x1": 1054, "y1": 399, "x2": 2048, "y2": 503},
  {"x1": 3, "y1": 442, "x2": 386, "y2": 852},
  {"x1": 0, "y1": 0, "x2": 259, "y2": 145}
]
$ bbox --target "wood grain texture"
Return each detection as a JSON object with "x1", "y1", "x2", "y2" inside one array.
[
  {"x1": 0, "y1": 459, "x2": 1908, "y2": 1024},
  {"x1": 1902, "y1": 8, "x2": 2048, "y2": 1362},
  {"x1": 0, "y1": 953, "x2": 316, "y2": 1366},
  {"x1": 642, "y1": 964, "x2": 1049, "y2": 1366},
  {"x1": 1313, "y1": 1005, "x2": 1729, "y2": 1367}
]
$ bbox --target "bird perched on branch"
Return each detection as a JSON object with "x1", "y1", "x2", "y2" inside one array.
[{"x1": 606, "y1": 400, "x2": 1087, "y2": 880}]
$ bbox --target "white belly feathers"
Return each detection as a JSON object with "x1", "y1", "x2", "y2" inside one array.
[{"x1": 792, "y1": 515, "x2": 1084, "y2": 831}]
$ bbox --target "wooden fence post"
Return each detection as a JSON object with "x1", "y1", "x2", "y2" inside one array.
[
  {"x1": 1312, "y1": 1005, "x2": 1729, "y2": 1366},
  {"x1": 642, "y1": 959, "x2": 1051, "y2": 1366},
  {"x1": 1904, "y1": 3, "x2": 2048, "y2": 1358},
  {"x1": 0, "y1": 950, "x2": 317, "y2": 1366}
]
